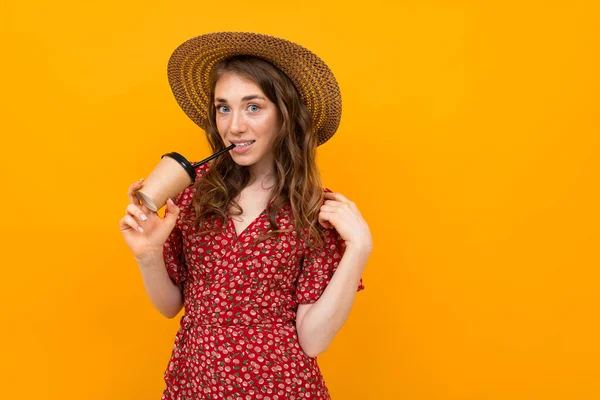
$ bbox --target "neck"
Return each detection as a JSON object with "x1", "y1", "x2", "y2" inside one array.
[{"x1": 247, "y1": 156, "x2": 276, "y2": 191}]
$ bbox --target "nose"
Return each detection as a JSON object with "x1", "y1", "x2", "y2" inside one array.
[{"x1": 229, "y1": 110, "x2": 247, "y2": 135}]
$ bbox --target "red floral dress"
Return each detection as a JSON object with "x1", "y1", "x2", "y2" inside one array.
[{"x1": 161, "y1": 163, "x2": 364, "y2": 399}]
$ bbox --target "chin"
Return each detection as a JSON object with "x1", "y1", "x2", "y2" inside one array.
[{"x1": 230, "y1": 155, "x2": 259, "y2": 167}]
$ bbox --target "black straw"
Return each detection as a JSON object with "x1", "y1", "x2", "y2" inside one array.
[{"x1": 191, "y1": 144, "x2": 236, "y2": 168}]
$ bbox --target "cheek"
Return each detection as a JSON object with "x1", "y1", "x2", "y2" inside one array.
[
  {"x1": 216, "y1": 117, "x2": 227, "y2": 135},
  {"x1": 257, "y1": 114, "x2": 279, "y2": 139}
]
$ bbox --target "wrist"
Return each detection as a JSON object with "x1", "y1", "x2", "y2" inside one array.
[
  {"x1": 134, "y1": 249, "x2": 164, "y2": 265},
  {"x1": 344, "y1": 242, "x2": 372, "y2": 262}
]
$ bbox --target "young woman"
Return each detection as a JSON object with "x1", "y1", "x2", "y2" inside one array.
[{"x1": 120, "y1": 32, "x2": 372, "y2": 399}]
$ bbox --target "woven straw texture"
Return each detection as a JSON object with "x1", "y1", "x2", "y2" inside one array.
[{"x1": 167, "y1": 32, "x2": 342, "y2": 146}]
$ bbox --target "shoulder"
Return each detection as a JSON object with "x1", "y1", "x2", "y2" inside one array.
[
  {"x1": 172, "y1": 162, "x2": 210, "y2": 212},
  {"x1": 295, "y1": 186, "x2": 340, "y2": 247},
  {"x1": 194, "y1": 162, "x2": 211, "y2": 181}
]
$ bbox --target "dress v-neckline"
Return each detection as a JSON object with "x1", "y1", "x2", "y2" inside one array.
[{"x1": 228, "y1": 208, "x2": 267, "y2": 239}]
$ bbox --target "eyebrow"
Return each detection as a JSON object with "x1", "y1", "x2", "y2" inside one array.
[{"x1": 215, "y1": 95, "x2": 266, "y2": 103}]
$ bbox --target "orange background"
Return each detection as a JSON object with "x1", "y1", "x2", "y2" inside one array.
[{"x1": 2, "y1": 1, "x2": 599, "y2": 399}]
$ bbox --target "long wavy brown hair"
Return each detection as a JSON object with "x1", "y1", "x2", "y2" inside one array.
[{"x1": 189, "y1": 55, "x2": 325, "y2": 247}]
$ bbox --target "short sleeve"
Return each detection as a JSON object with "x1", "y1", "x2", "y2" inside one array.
[
  {"x1": 161, "y1": 162, "x2": 207, "y2": 285},
  {"x1": 296, "y1": 226, "x2": 365, "y2": 304},
  {"x1": 163, "y1": 223, "x2": 187, "y2": 285},
  {"x1": 162, "y1": 188, "x2": 192, "y2": 285}
]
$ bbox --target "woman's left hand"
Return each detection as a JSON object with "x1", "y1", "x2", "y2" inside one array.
[{"x1": 319, "y1": 192, "x2": 373, "y2": 254}]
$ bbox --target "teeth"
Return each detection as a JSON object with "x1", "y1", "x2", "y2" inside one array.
[{"x1": 235, "y1": 141, "x2": 254, "y2": 148}]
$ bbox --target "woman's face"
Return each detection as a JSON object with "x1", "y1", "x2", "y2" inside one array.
[{"x1": 214, "y1": 72, "x2": 280, "y2": 172}]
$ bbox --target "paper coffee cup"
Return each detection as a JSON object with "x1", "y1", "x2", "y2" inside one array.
[{"x1": 135, "y1": 152, "x2": 197, "y2": 212}]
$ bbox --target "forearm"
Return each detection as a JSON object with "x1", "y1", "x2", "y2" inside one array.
[
  {"x1": 134, "y1": 251, "x2": 184, "y2": 318},
  {"x1": 296, "y1": 245, "x2": 369, "y2": 357}
]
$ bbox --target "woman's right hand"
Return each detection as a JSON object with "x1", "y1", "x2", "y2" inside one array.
[{"x1": 119, "y1": 179, "x2": 181, "y2": 259}]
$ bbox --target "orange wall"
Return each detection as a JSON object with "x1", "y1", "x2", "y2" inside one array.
[{"x1": 1, "y1": 1, "x2": 599, "y2": 399}]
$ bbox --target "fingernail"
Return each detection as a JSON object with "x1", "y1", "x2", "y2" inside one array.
[
  {"x1": 137, "y1": 226, "x2": 144, "y2": 233},
  {"x1": 140, "y1": 214, "x2": 147, "y2": 221},
  {"x1": 167, "y1": 198, "x2": 174, "y2": 206}
]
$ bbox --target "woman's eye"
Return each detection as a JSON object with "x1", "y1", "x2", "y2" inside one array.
[
  {"x1": 248, "y1": 105, "x2": 260, "y2": 113},
  {"x1": 216, "y1": 105, "x2": 229, "y2": 113}
]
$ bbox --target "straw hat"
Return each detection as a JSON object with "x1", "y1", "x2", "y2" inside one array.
[{"x1": 167, "y1": 32, "x2": 342, "y2": 146}]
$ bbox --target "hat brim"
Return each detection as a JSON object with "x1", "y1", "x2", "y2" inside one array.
[{"x1": 167, "y1": 32, "x2": 341, "y2": 146}]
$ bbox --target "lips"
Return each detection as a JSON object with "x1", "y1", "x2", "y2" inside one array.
[{"x1": 231, "y1": 140, "x2": 255, "y2": 154}]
